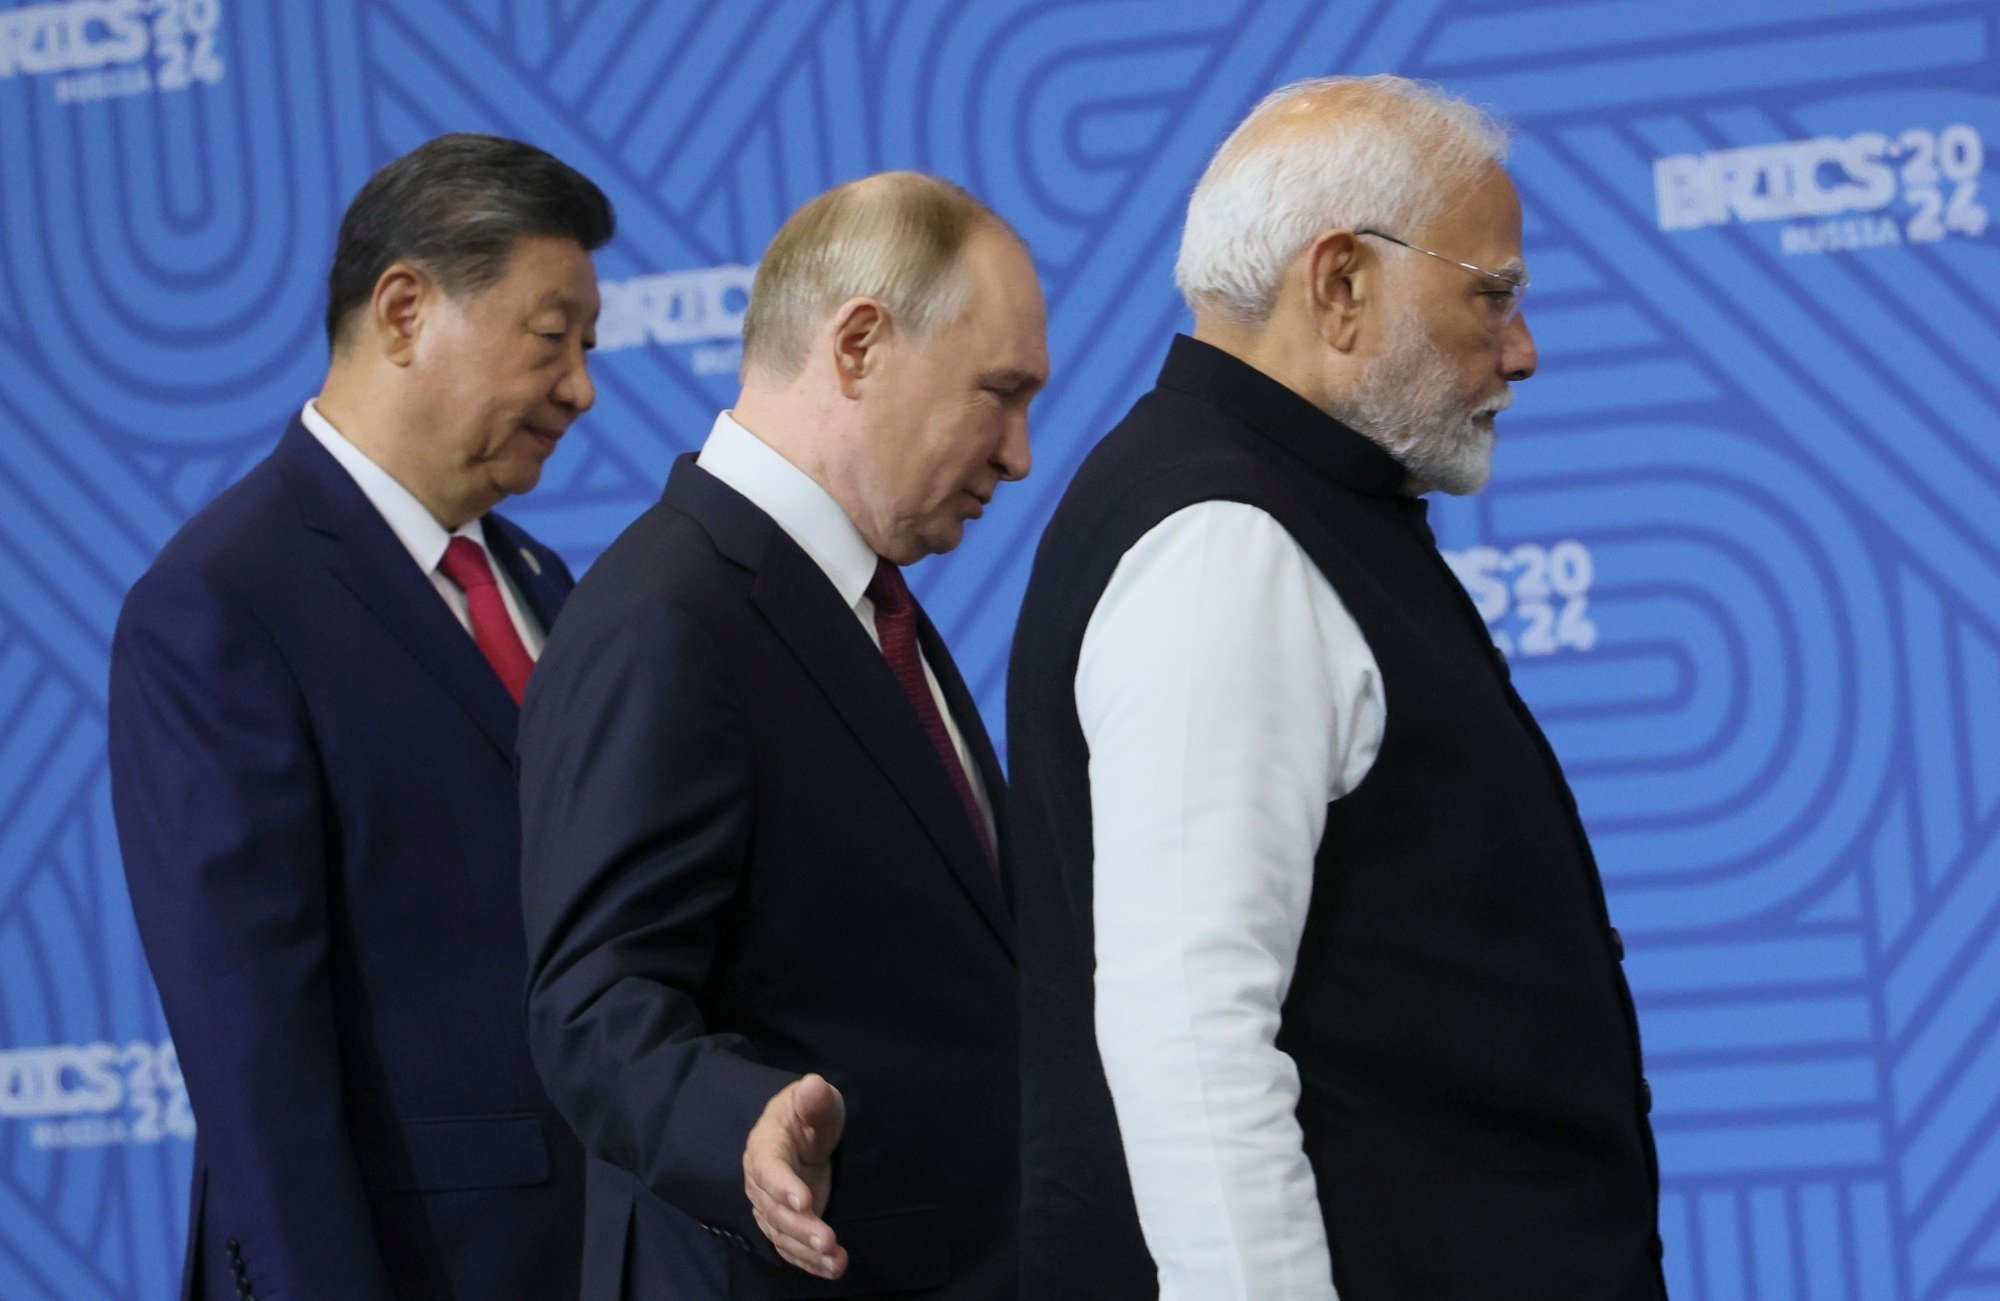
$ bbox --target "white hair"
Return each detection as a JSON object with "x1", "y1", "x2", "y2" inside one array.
[{"x1": 1174, "y1": 75, "x2": 1510, "y2": 324}]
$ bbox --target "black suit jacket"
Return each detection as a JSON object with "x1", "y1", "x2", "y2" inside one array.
[
  {"x1": 108, "y1": 420, "x2": 584, "y2": 1300},
  {"x1": 520, "y1": 455, "x2": 1018, "y2": 1300}
]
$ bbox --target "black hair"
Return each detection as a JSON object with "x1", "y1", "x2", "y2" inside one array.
[{"x1": 325, "y1": 132, "x2": 615, "y2": 348}]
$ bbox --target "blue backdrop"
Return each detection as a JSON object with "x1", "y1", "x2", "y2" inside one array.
[{"x1": 2, "y1": 1, "x2": 1997, "y2": 1297}]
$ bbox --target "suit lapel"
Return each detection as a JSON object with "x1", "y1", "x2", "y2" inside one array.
[
  {"x1": 276, "y1": 422, "x2": 518, "y2": 761},
  {"x1": 753, "y1": 543, "x2": 1015, "y2": 954},
  {"x1": 487, "y1": 512, "x2": 572, "y2": 632},
  {"x1": 664, "y1": 458, "x2": 1014, "y2": 953},
  {"x1": 916, "y1": 609, "x2": 1010, "y2": 884}
]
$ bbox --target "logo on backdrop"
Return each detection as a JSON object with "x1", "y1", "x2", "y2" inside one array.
[
  {"x1": 1445, "y1": 539, "x2": 1598, "y2": 659},
  {"x1": 597, "y1": 264, "x2": 755, "y2": 376},
  {"x1": 0, "y1": 0, "x2": 224, "y2": 104},
  {"x1": 0, "y1": 1040, "x2": 195, "y2": 1149},
  {"x1": 1653, "y1": 125, "x2": 1989, "y2": 255}
]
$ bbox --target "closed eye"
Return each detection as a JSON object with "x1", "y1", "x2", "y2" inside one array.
[{"x1": 981, "y1": 372, "x2": 1045, "y2": 404}]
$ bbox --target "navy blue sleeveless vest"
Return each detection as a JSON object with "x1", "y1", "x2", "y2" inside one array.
[{"x1": 1010, "y1": 336, "x2": 1663, "y2": 1299}]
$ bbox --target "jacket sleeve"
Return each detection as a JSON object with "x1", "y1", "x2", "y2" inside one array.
[
  {"x1": 518, "y1": 585, "x2": 798, "y2": 1256},
  {"x1": 108, "y1": 567, "x2": 398, "y2": 1299}
]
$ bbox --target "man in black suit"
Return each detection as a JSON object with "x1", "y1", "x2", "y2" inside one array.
[
  {"x1": 520, "y1": 171, "x2": 1046, "y2": 1300},
  {"x1": 109, "y1": 134, "x2": 612, "y2": 1299}
]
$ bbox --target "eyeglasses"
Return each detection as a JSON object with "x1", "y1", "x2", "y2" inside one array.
[{"x1": 1355, "y1": 228, "x2": 1529, "y2": 324}]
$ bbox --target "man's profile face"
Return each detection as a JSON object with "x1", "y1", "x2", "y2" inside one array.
[
  {"x1": 853, "y1": 229, "x2": 1048, "y2": 562},
  {"x1": 1349, "y1": 164, "x2": 1538, "y2": 494},
  {"x1": 410, "y1": 234, "x2": 601, "y2": 511}
]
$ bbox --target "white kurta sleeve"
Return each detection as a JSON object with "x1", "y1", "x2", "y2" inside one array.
[{"x1": 1077, "y1": 500, "x2": 1383, "y2": 1301}]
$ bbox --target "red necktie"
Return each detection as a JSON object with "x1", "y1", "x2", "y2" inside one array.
[
  {"x1": 867, "y1": 559, "x2": 996, "y2": 867},
  {"x1": 438, "y1": 536, "x2": 535, "y2": 705}
]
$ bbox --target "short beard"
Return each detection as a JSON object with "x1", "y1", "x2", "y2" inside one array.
[{"x1": 1329, "y1": 295, "x2": 1508, "y2": 496}]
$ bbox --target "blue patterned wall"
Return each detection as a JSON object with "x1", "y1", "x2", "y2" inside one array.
[{"x1": 2, "y1": 2, "x2": 1996, "y2": 1297}]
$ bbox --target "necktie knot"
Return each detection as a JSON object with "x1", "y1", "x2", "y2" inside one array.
[
  {"x1": 439, "y1": 536, "x2": 498, "y2": 592},
  {"x1": 864, "y1": 557, "x2": 995, "y2": 870},
  {"x1": 436, "y1": 534, "x2": 533, "y2": 705},
  {"x1": 867, "y1": 558, "x2": 913, "y2": 618}
]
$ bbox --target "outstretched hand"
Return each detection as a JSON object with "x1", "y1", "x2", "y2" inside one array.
[{"x1": 743, "y1": 1073, "x2": 848, "y2": 1279}]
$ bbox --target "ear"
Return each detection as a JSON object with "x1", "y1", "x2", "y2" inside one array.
[
  {"x1": 827, "y1": 298, "x2": 890, "y2": 400},
  {"x1": 1302, "y1": 230, "x2": 1369, "y2": 354},
  {"x1": 370, "y1": 262, "x2": 430, "y2": 368}
]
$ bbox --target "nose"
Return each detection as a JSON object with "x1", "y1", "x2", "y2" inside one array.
[
  {"x1": 995, "y1": 410, "x2": 1032, "y2": 483},
  {"x1": 555, "y1": 348, "x2": 596, "y2": 414},
  {"x1": 1501, "y1": 312, "x2": 1538, "y2": 382}
]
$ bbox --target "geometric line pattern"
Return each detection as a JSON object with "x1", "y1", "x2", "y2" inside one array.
[{"x1": 1, "y1": 1, "x2": 1996, "y2": 1295}]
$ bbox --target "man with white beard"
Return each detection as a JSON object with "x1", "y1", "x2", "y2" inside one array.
[{"x1": 1009, "y1": 76, "x2": 1665, "y2": 1300}]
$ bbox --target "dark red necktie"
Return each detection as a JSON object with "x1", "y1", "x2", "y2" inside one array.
[
  {"x1": 867, "y1": 559, "x2": 996, "y2": 867},
  {"x1": 438, "y1": 536, "x2": 535, "y2": 705}
]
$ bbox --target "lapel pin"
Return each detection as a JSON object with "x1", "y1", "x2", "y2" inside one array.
[{"x1": 520, "y1": 548, "x2": 543, "y2": 576}]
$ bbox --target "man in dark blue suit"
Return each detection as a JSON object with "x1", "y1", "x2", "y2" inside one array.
[
  {"x1": 108, "y1": 133, "x2": 614, "y2": 1301},
  {"x1": 519, "y1": 173, "x2": 1046, "y2": 1299}
]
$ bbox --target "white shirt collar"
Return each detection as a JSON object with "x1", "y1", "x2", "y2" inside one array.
[
  {"x1": 695, "y1": 411, "x2": 878, "y2": 610},
  {"x1": 300, "y1": 400, "x2": 489, "y2": 574}
]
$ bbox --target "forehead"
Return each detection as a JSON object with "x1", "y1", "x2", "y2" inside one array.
[
  {"x1": 953, "y1": 231, "x2": 1047, "y2": 357},
  {"x1": 1424, "y1": 163, "x2": 1524, "y2": 260},
  {"x1": 483, "y1": 235, "x2": 601, "y2": 312}
]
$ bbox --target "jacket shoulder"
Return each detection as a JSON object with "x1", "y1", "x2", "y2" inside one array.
[
  {"x1": 1041, "y1": 387, "x2": 1274, "y2": 553},
  {"x1": 129, "y1": 450, "x2": 297, "y2": 600},
  {"x1": 576, "y1": 495, "x2": 743, "y2": 598},
  {"x1": 540, "y1": 497, "x2": 748, "y2": 656}
]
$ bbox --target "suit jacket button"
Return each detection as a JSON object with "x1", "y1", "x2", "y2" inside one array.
[
  {"x1": 1641, "y1": 1078, "x2": 1653, "y2": 1113},
  {"x1": 1609, "y1": 926, "x2": 1625, "y2": 960}
]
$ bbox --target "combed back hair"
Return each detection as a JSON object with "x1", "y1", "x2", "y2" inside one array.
[
  {"x1": 326, "y1": 132, "x2": 615, "y2": 349},
  {"x1": 1174, "y1": 75, "x2": 1509, "y2": 325},
  {"x1": 740, "y1": 172, "x2": 1015, "y2": 382}
]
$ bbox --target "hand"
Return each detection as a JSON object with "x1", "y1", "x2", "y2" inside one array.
[{"x1": 743, "y1": 1073, "x2": 848, "y2": 1279}]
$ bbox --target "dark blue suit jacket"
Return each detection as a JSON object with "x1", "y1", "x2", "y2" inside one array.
[
  {"x1": 519, "y1": 457, "x2": 1018, "y2": 1299},
  {"x1": 108, "y1": 419, "x2": 585, "y2": 1301}
]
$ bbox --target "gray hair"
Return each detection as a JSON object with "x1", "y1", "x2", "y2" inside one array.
[
  {"x1": 1174, "y1": 75, "x2": 1510, "y2": 325},
  {"x1": 741, "y1": 172, "x2": 1014, "y2": 382}
]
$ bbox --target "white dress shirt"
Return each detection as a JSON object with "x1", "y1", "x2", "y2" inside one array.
[
  {"x1": 1077, "y1": 501, "x2": 1387, "y2": 1301},
  {"x1": 696, "y1": 411, "x2": 996, "y2": 845},
  {"x1": 300, "y1": 402, "x2": 546, "y2": 658}
]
